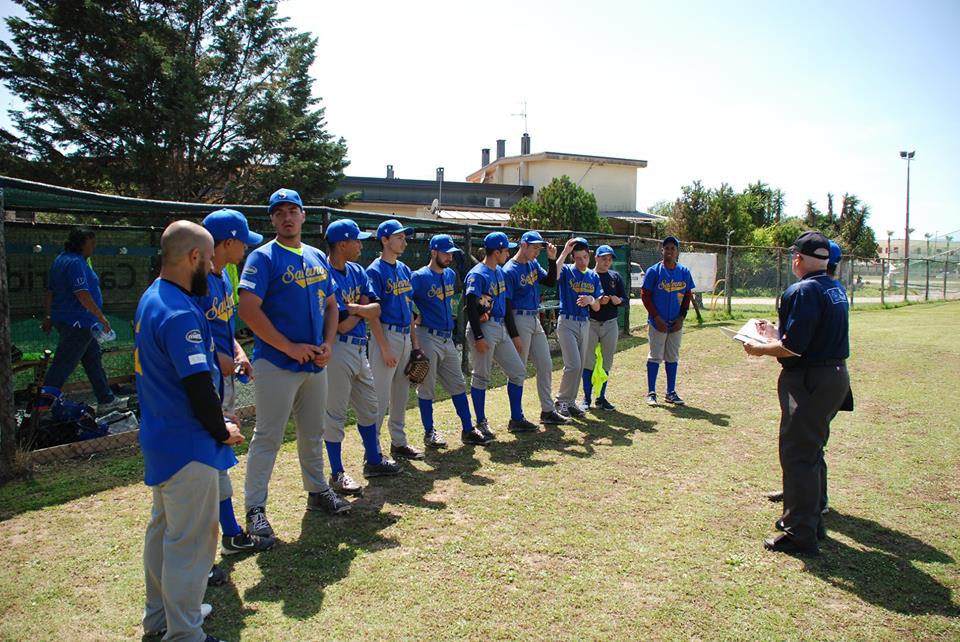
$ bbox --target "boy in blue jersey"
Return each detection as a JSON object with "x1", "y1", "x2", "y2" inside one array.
[
  {"x1": 640, "y1": 236, "x2": 694, "y2": 407},
  {"x1": 502, "y1": 231, "x2": 569, "y2": 425},
  {"x1": 197, "y1": 209, "x2": 275, "y2": 564},
  {"x1": 367, "y1": 219, "x2": 424, "y2": 461},
  {"x1": 323, "y1": 219, "x2": 402, "y2": 496},
  {"x1": 238, "y1": 188, "x2": 351, "y2": 539},
  {"x1": 554, "y1": 237, "x2": 604, "y2": 418},
  {"x1": 410, "y1": 235, "x2": 485, "y2": 447},
  {"x1": 465, "y1": 231, "x2": 538, "y2": 438},
  {"x1": 136, "y1": 221, "x2": 244, "y2": 642}
]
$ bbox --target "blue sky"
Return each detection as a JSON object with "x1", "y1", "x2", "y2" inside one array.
[{"x1": 2, "y1": 0, "x2": 958, "y2": 240}]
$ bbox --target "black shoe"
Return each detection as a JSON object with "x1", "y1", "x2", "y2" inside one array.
[
  {"x1": 222, "y1": 530, "x2": 276, "y2": 555},
  {"x1": 508, "y1": 417, "x2": 538, "y2": 433},
  {"x1": 476, "y1": 419, "x2": 496, "y2": 441},
  {"x1": 424, "y1": 429, "x2": 447, "y2": 449},
  {"x1": 540, "y1": 410, "x2": 570, "y2": 425},
  {"x1": 329, "y1": 470, "x2": 363, "y2": 496},
  {"x1": 566, "y1": 403, "x2": 585, "y2": 418},
  {"x1": 306, "y1": 488, "x2": 352, "y2": 514},
  {"x1": 595, "y1": 398, "x2": 616, "y2": 411},
  {"x1": 775, "y1": 519, "x2": 826, "y2": 541},
  {"x1": 665, "y1": 390, "x2": 686, "y2": 406},
  {"x1": 461, "y1": 428, "x2": 493, "y2": 446},
  {"x1": 208, "y1": 564, "x2": 229, "y2": 586},
  {"x1": 363, "y1": 455, "x2": 402, "y2": 478},
  {"x1": 391, "y1": 444, "x2": 425, "y2": 460},
  {"x1": 554, "y1": 401, "x2": 572, "y2": 419},
  {"x1": 766, "y1": 490, "x2": 784, "y2": 502},
  {"x1": 245, "y1": 506, "x2": 274, "y2": 537},
  {"x1": 763, "y1": 533, "x2": 819, "y2": 555}
]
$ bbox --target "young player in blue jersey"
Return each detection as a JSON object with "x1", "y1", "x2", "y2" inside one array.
[
  {"x1": 582, "y1": 244, "x2": 627, "y2": 411},
  {"x1": 366, "y1": 219, "x2": 424, "y2": 461},
  {"x1": 554, "y1": 237, "x2": 604, "y2": 418},
  {"x1": 323, "y1": 219, "x2": 402, "y2": 496},
  {"x1": 238, "y1": 188, "x2": 351, "y2": 539},
  {"x1": 410, "y1": 235, "x2": 485, "y2": 447},
  {"x1": 502, "y1": 231, "x2": 569, "y2": 425},
  {"x1": 136, "y1": 221, "x2": 245, "y2": 642},
  {"x1": 640, "y1": 236, "x2": 694, "y2": 407},
  {"x1": 465, "y1": 232, "x2": 538, "y2": 438}
]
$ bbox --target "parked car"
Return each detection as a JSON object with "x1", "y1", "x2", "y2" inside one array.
[{"x1": 630, "y1": 262, "x2": 645, "y2": 296}]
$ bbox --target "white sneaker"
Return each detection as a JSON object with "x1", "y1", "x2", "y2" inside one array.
[{"x1": 201, "y1": 603, "x2": 213, "y2": 619}]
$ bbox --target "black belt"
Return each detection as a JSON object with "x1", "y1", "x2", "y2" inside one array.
[{"x1": 783, "y1": 359, "x2": 845, "y2": 370}]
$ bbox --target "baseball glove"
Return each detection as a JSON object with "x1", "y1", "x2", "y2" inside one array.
[{"x1": 404, "y1": 348, "x2": 430, "y2": 384}]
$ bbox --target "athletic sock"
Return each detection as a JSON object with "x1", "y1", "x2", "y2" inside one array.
[
  {"x1": 219, "y1": 498, "x2": 242, "y2": 537},
  {"x1": 599, "y1": 381, "x2": 608, "y2": 401},
  {"x1": 324, "y1": 440, "x2": 344, "y2": 475},
  {"x1": 451, "y1": 392, "x2": 473, "y2": 433},
  {"x1": 581, "y1": 368, "x2": 593, "y2": 403},
  {"x1": 357, "y1": 423, "x2": 381, "y2": 464},
  {"x1": 506, "y1": 382, "x2": 524, "y2": 421},
  {"x1": 418, "y1": 397, "x2": 434, "y2": 434},
  {"x1": 647, "y1": 361, "x2": 660, "y2": 393},
  {"x1": 665, "y1": 362, "x2": 678, "y2": 393},
  {"x1": 471, "y1": 386, "x2": 486, "y2": 424}
]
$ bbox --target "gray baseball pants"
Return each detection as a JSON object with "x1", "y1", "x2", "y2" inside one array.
[
  {"x1": 585, "y1": 318, "x2": 618, "y2": 373},
  {"x1": 556, "y1": 316, "x2": 589, "y2": 404},
  {"x1": 415, "y1": 328, "x2": 467, "y2": 399},
  {"x1": 244, "y1": 358, "x2": 329, "y2": 511},
  {"x1": 369, "y1": 328, "x2": 413, "y2": 447},
  {"x1": 324, "y1": 339, "x2": 379, "y2": 441},
  {"x1": 466, "y1": 320, "x2": 526, "y2": 390},
  {"x1": 513, "y1": 313, "x2": 554, "y2": 412},
  {"x1": 142, "y1": 460, "x2": 219, "y2": 642}
]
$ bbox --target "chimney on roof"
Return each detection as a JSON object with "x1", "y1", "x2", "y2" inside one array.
[
  {"x1": 496, "y1": 139, "x2": 506, "y2": 160},
  {"x1": 481, "y1": 148, "x2": 490, "y2": 166},
  {"x1": 521, "y1": 133, "x2": 530, "y2": 155},
  {"x1": 386, "y1": 164, "x2": 394, "y2": 179}
]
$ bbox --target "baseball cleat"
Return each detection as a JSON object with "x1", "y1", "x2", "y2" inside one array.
[
  {"x1": 307, "y1": 488, "x2": 352, "y2": 514},
  {"x1": 475, "y1": 419, "x2": 496, "y2": 441},
  {"x1": 554, "y1": 401, "x2": 572, "y2": 419},
  {"x1": 461, "y1": 428, "x2": 493, "y2": 446},
  {"x1": 245, "y1": 506, "x2": 275, "y2": 537},
  {"x1": 540, "y1": 410, "x2": 570, "y2": 425},
  {"x1": 646, "y1": 392, "x2": 658, "y2": 407},
  {"x1": 363, "y1": 455, "x2": 402, "y2": 478},
  {"x1": 575, "y1": 400, "x2": 591, "y2": 413},
  {"x1": 424, "y1": 429, "x2": 448, "y2": 449},
  {"x1": 329, "y1": 470, "x2": 363, "y2": 495},
  {"x1": 595, "y1": 398, "x2": 616, "y2": 411},
  {"x1": 508, "y1": 417, "x2": 538, "y2": 433},
  {"x1": 222, "y1": 530, "x2": 276, "y2": 555},
  {"x1": 566, "y1": 402, "x2": 585, "y2": 418},
  {"x1": 665, "y1": 391, "x2": 685, "y2": 406},
  {"x1": 208, "y1": 564, "x2": 229, "y2": 586},
  {"x1": 390, "y1": 444, "x2": 425, "y2": 460}
]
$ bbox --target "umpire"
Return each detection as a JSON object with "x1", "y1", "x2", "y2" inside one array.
[{"x1": 744, "y1": 231, "x2": 849, "y2": 555}]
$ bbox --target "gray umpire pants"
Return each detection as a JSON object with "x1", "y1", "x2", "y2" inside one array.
[
  {"x1": 415, "y1": 328, "x2": 467, "y2": 399},
  {"x1": 556, "y1": 316, "x2": 590, "y2": 404},
  {"x1": 324, "y1": 338, "x2": 379, "y2": 441},
  {"x1": 513, "y1": 312, "x2": 554, "y2": 413},
  {"x1": 466, "y1": 320, "x2": 526, "y2": 390},
  {"x1": 369, "y1": 328, "x2": 413, "y2": 447},
  {"x1": 244, "y1": 359, "x2": 329, "y2": 511},
  {"x1": 143, "y1": 460, "x2": 219, "y2": 642},
  {"x1": 585, "y1": 318, "x2": 618, "y2": 373}
]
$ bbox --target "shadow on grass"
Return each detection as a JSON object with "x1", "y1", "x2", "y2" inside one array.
[
  {"x1": 664, "y1": 404, "x2": 731, "y2": 427},
  {"x1": 804, "y1": 510, "x2": 959, "y2": 616}
]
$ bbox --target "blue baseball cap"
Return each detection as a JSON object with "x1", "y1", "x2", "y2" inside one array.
[
  {"x1": 520, "y1": 231, "x2": 547, "y2": 245},
  {"x1": 202, "y1": 209, "x2": 264, "y2": 245},
  {"x1": 268, "y1": 188, "x2": 303, "y2": 213},
  {"x1": 571, "y1": 236, "x2": 589, "y2": 249},
  {"x1": 484, "y1": 231, "x2": 517, "y2": 250},
  {"x1": 595, "y1": 244, "x2": 615, "y2": 257},
  {"x1": 430, "y1": 234, "x2": 462, "y2": 253},
  {"x1": 662, "y1": 235, "x2": 680, "y2": 247},
  {"x1": 325, "y1": 219, "x2": 372, "y2": 243},
  {"x1": 377, "y1": 219, "x2": 414, "y2": 239},
  {"x1": 828, "y1": 240, "x2": 843, "y2": 266}
]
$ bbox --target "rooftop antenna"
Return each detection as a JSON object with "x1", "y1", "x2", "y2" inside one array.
[{"x1": 512, "y1": 100, "x2": 528, "y2": 133}]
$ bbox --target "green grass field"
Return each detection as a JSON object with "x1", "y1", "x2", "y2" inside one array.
[{"x1": 1, "y1": 302, "x2": 958, "y2": 641}]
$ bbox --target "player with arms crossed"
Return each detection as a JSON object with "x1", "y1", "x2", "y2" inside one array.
[{"x1": 581, "y1": 244, "x2": 628, "y2": 410}]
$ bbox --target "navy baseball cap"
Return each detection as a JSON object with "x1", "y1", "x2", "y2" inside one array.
[
  {"x1": 662, "y1": 236, "x2": 680, "y2": 247},
  {"x1": 595, "y1": 244, "x2": 615, "y2": 257},
  {"x1": 792, "y1": 231, "x2": 831, "y2": 259},
  {"x1": 430, "y1": 234, "x2": 462, "y2": 253},
  {"x1": 202, "y1": 209, "x2": 264, "y2": 245},
  {"x1": 828, "y1": 240, "x2": 843, "y2": 266},
  {"x1": 520, "y1": 231, "x2": 547, "y2": 245},
  {"x1": 325, "y1": 219, "x2": 372, "y2": 243},
  {"x1": 377, "y1": 219, "x2": 415, "y2": 239},
  {"x1": 484, "y1": 231, "x2": 517, "y2": 250},
  {"x1": 571, "y1": 236, "x2": 589, "y2": 248},
  {"x1": 268, "y1": 188, "x2": 303, "y2": 213}
]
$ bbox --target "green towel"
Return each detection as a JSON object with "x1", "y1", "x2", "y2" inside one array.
[{"x1": 591, "y1": 343, "x2": 608, "y2": 389}]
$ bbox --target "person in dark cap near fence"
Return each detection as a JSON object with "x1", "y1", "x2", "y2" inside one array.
[{"x1": 744, "y1": 231, "x2": 850, "y2": 555}]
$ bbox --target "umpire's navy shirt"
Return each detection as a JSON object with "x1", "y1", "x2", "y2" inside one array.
[
  {"x1": 590, "y1": 270, "x2": 626, "y2": 323},
  {"x1": 777, "y1": 271, "x2": 849, "y2": 368}
]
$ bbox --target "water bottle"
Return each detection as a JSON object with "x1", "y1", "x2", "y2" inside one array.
[{"x1": 92, "y1": 322, "x2": 117, "y2": 344}]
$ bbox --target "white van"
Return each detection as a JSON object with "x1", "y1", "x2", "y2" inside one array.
[{"x1": 629, "y1": 262, "x2": 645, "y2": 296}]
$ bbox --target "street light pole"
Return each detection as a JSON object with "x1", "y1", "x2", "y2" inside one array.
[{"x1": 899, "y1": 151, "x2": 915, "y2": 302}]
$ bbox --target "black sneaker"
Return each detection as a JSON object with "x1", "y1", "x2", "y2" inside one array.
[
  {"x1": 222, "y1": 530, "x2": 276, "y2": 556},
  {"x1": 245, "y1": 506, "x2": 274, "y2": 537},
  {"x1": 665, "y1": 391, "x2": 685, "y2": 406},
  {"x1": 595, "y1": 398, "x2": 616, "y2": 411},
  {"x1": 363, "y1": 455, "x2": 402, "y2": 478},
  {"x1": 208, "y1": 564, "x2": 229, "y2": 586},
  {"x1": 461, "y1": 428, "x2": 493, "y2": 446},
  {"x1": 329, "y1": 470, "x2": 363, "y2": 496},
  {"x1": 566, "y1": 402, "x2": 585, "y2": 418},
  {"x1": 508, "y1": 417, "x2": 538, "y2": 433},
  {"x1": 307, "y1": 488, "x2": 352, "y2": 514},
  {"x1": 475, "y1": 419, "x2": 496, "y2": 441},
  {"x1": 554, "y1": 401, "x2": 571, "y2": 419},
  {"x1": 391, "y1": 444, "x2": 425, "y2": 460},
  {"x1": 540, "y1": 410, "x2": 570, "y2": 425},
  {"x1": 424, "y1": 429, "x2": 447, "y2": 449}
]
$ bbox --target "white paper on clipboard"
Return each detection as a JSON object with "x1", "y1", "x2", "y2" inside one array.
[{"x1": 719, "y1": 319, "x2": 775, "y2": 344}]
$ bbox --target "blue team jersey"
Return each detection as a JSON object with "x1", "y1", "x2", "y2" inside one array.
[
  {"x1": 195, "y1": 269, "x2": 235, "y2": 358},
  {"x1": 411, "y1": 265, "x2": 457, "y2": 332},
  {"x1": 366, "y1": 258, "x2": 413, "y2": 326},
  {"x1": 641, "y1": 261, "x2": 695, "y2": 325},
  {"x1": 465, "y1": 263, "x2": 508, "y2": 320},
  {"x1": 330, "y1": 261, "x2": 378, "y2": 339},
  {"x1": 557, "y1": 264, "x2": 603, "y2": 318},
  {"x1": 777, "y1": 271, "x2": 849, "y2": 366},
  {"x1": 238, "y1": 240, "x2": 337, "y2": 373},
  {"x1": 47, "y1": 252, "x2": 103, "y2": 328},
  {"x1": 503, "y1": 258, "x2": 548, "y2": 311},
  {"x1": 134, "y1": 279, "x2": 237, "y2": 486}
]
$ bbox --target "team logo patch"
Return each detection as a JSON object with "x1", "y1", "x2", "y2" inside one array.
[
  {"x1": 185, "y1": 329, "x2": 204, "y2": 344},
  {"x1": 826, "y1": 287, "x2": 847, "y2": 305},
  {"x1": 243, "y1": 266, "x2": 258, "y2": 275}
]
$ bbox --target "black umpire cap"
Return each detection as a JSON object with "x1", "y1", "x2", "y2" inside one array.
[{"x1": 792, "y1": 231, "x2": 831, "y2": 259}]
